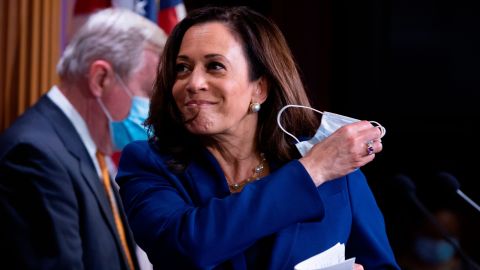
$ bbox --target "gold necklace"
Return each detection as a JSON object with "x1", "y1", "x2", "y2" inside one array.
[{"x1": 227, "y1": 153, "x2": 267, "y2": 193}]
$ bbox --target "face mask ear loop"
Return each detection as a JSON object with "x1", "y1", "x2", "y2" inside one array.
[
  {"x1": 277, "y1": 104, "x2": 324, "y2": 144},
  {"x1": 369, "y1": 120, "x2": 387, "y2": 138},
  {"x1": 114, "y1": 73, "x2": 133, "y2": 98},
  {"x1": 97, "y1": 97, "x2": 114, "y2": 122}
]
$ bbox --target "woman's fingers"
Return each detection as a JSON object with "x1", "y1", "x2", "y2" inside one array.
[
  {"x1": 299, "y1": 120, "x2": 385, "y2": 187},
  {"x1": 354, "y1": 263, "x2": 364, "y2": 270}
]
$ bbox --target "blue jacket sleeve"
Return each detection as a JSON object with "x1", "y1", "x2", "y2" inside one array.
[
  {"x1": 345, "y1": 169, "x2": 400, "y2": 269},
  {"x1": 116, "y1": 142, "x2": 325, "y2": 268}
]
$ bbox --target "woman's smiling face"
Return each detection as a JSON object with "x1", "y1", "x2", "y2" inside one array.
[{"x1": 172, "y1": 22, "x2": 264, "y2": 136}]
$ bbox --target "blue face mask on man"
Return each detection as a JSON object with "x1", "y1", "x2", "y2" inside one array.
[
  {"x1": 110, "y1": 96, "x2": 150, "y2": 150},
  {"x1": 97, "y1": 74, "x2": 150, "y2": 150}
]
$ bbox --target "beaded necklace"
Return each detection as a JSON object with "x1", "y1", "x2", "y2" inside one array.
[{"x1": 226, "y1": 153, "x2": 268, "y2": 193}]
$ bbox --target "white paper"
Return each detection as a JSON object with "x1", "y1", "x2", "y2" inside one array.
[{"x1": 294, "y1": 243, "x2": 356, "y2": 270}]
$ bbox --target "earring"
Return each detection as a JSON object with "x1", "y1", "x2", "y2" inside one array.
[{"x1": 250, "y1": 102, "x2": 261, "y2": 113}]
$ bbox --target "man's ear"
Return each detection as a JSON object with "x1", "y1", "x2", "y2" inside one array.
[
  {"x1": 256, "y1": 76, "x2": 269, "y2": 103},
  {"x1": 88, "y1": 60, "x2": 114, "y2": 98}
]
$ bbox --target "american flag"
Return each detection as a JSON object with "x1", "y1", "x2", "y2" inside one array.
[
  {"x1": 70, "y1": 0, "x2": 185, "y2": 35},
  {"x1": 157, "y1": 0, "x2": 186, "y2": 34}
]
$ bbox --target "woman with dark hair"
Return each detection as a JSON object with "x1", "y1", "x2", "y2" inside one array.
[{"x1": 116, "y1": 6, "x2": 399, "y2": 270}]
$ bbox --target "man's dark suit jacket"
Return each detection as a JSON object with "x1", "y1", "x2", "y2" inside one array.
[{"x1": 0, "y1": 95, "x2": 139, "y2": 270}]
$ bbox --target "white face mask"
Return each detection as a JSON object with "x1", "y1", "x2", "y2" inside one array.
[{"x1": 277, "y1": 105, "x2": 386, "y2": 156}]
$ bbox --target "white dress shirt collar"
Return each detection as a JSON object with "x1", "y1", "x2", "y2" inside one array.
[{"x1": 47, "y1": 85, "x2": 102, "y2": 177}]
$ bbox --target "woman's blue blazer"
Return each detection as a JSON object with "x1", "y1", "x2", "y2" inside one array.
[{"x1": 116, "y1": 141, "x2": 400, "y2": 270}]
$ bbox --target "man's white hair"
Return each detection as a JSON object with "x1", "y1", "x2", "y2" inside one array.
[{"x1": 57, "y1": 8, "x2": 167, "y2": 83}]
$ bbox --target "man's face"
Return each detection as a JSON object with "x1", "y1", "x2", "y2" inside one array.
[
  {"x1": 126, "y1": 47, "x2": 161, "y2": 98},
  {"x1": 106, "y1": 47, "x2": 160, "y2": 121}
]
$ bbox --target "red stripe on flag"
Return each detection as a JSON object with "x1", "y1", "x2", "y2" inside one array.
[
  {"x1": 158, "y1": 8, "x2": 178, "y2": 34},
  {"x1": 74, "y1": 0, "x2": 112, "y2": 15},
  {"x1": 111, "y1": 151, "x2": 122, "y2": 167}
]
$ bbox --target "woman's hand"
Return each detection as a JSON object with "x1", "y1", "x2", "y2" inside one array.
[
  {"x1": 299, "y1": 120, "x2": 383, "y2": 187},
  {"x1": 354, "y1": 263, "x2": 364, "y2": 270}
]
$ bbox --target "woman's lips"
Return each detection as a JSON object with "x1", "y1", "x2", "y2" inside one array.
[
  {"x1": 185, "y1": 100, "x2": 217, "y2": 107},
  {"x1": 182, "y1": 100, "x2": 216, "y2": 123}
]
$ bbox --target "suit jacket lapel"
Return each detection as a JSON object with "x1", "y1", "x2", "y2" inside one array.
[
  {"x1": 113, "y1": 184, "x2": 141, "y2": 269},
  {"x1": 35, "y1": 97, "x2": 126, "y2": 255}
]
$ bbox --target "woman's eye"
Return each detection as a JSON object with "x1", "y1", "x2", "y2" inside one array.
[
  {"x1": 207, "y1": 62, "x2": 225, "y2": 71},
  {"x1": 175, "y1": 63, "x2": 189, "y2": 74}
]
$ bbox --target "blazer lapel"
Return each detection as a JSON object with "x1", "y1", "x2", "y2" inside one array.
[
  {"x1": 184, "y1": 150, "x2": 301, "y2": 270},
  {"x1": 36, "y1": 97, "x2": 125, "y2": 255},
  {"x1": 184, "y1": 149, "x2": 231, "y2": 204}
]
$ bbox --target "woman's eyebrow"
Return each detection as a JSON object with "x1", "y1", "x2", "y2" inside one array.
[
  {"x1": 176, "y1": 54, "x2": 224, "y2": 61},
  {"x1": 205, "y1": 53, "x2": 224, "y2": 59},
  {"x1": 176, "y1": 55, "x2": 189, "y2": 61}
]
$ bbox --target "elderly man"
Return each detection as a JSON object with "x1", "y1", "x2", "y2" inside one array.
[{"x1": 0, "y1": 8, "x2": 166, "y2": 270}]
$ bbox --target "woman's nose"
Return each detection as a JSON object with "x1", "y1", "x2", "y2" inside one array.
[{"x1": 186, "y1": 67, "x2": 207, "y2": 92}]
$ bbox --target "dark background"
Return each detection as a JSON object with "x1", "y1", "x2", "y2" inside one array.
[{"x1": 185, "y1": 0, "x2": 480, "y2": 266}]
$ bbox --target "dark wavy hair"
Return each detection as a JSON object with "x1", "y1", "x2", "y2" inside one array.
[{"x1": 146, "y1": 6, "x2": 318, "y2": 169}]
